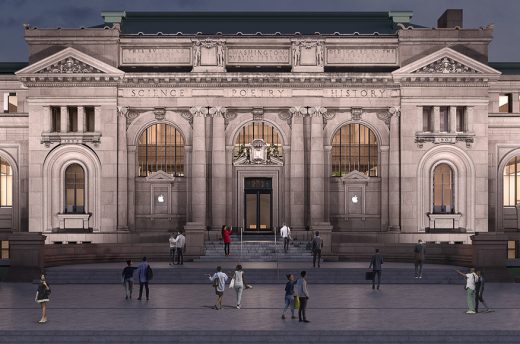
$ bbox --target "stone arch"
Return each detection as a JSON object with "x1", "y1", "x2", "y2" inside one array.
[
  {"x1": 226, "y1": 113, "x2": 289, "y2": 147},
  {"x1": 416, "y1": 145, "x2": 475, "y2": 232},
  {"x1": 0, "y1": 149, "x2": 19, "y2": 231},
  {"x1": 496, "y1": 147, "x2": 520, "y2": 230},
  {"x1": 324, "y1": 113, "x2": 389, "y2": 148},
  {"x1": 42, "y1": 145, "x2": 101, "y2": 232},
  {"x1": 127, "y1": 111, "x2": 190, "y2": 147}
]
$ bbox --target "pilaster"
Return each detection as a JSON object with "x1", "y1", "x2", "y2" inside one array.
[
  {"x1": 210, "y1": 107, "x2": 227, "y2": 230},
  {"x1": 190, "y1": 106, "x2": 208, "y2": 224}
]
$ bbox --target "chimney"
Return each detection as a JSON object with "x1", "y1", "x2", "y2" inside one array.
[{"x1": 437, "y1": 9, "x2": 463, "y2": 28}]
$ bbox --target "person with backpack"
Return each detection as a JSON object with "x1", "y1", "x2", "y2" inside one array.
[
  {"x1": 137, "y1": 257, "x2": 152, "y2": 301},
  {"x1": 281, "y1": 274, "x2": 296, "y2": 320},
  {"x1": 414, "y1": 239, "x2": 426, "y2": 278},
  {"x1": 35, "y1": 274, "x2": 51, "y2": 323},
  {"x1": 311, "y1": 231, "x2": 323, "y2": 268},
  {"x1": 456, "y1": 268, "x2": 478, "y2": 314},
  {"x1": 209, "y1": 266, "x2": 228, "y2": 310}
]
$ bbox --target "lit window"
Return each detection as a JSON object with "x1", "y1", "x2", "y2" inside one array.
[
  {"x1": 499, "y1": 94, "x2": 512, "y2": 113},
  {"x1": 439, "y1": 106, "x2": 449, "y2": 132},
  {"x1": 233, "y1": 121, "x2": 283, "y2": 159},
  {"x1": 0, "y1": 157, "x2": 12, "y2": 207},
  {"x1": 138, "y1": 124, "x2": 184, "y2": 177},
  {"x1": 3, "y1": 93, "x2": 17, "y2": 113},
  {"x1": 51, "y1": 107, "x2": 61, "y2": 132},
  {"x1": 456, "y1": 107, "x2": 466, "y2": 132},
  {"x1": 422, "y1": 107, "x2": 432, "y2": 132},
  {"x1": 85, "y1": 107, "x2": 95, "y2": 132},
  {"x1": 331, "y1": 123, "x2": 378, "y2": 177},
  {"x1": 503, "y1": 156, "x2": 520, "y2": 206},
  {"x1": 433, "y1": 163, "x2": 454, "y2": 214},
  {"x1": 68, "y1": 107, "x2": 78, "y2": 132},
  {"x1": 0, "y1": 241, "x2": 8, "y2": 259},
  {"x1": 508, "y1": 240, "x2": 517, "y2": 259},
  {"x1": 65, "y1": 164, "x2": 85, "y2": 213}
]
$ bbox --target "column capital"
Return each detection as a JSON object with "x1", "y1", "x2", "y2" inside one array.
[
  {"x1": 189, "y1": 106, "x2": 209, "y2": 117},
  {"x1": 208, "y1": 106, "x2": 227, "y2": 117}
]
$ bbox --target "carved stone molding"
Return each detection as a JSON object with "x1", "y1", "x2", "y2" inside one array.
[
  {"x1": 413, "y1": 57, "x2": 478, "y2": 74},
  {"x1": 192, "y1": 39, "x2": 226, "y2": 67},
  {"x1": 117, "y1": 106, "x2": 143, "y2": 128},
  {"x1": 36, "y1": 57, "x2": 103, "y2": 74},
  {"x1": 252, "y1": 107, "x2": 264, "y2": 121},
  {"x1": 189, "y1": 106, "x2": 210, "y2": 117},
  {"x1": 278, "y1": 111, "x2": 293, "y2": 128},
  {"x1": 41, "y1": 132, "x2": 101, "y2": 147},
  {"x1": 289, "y1": 106, "x2": 308, "y2": 117},
  {"x1": 292, "y1": 40, "x2": 324, "y2": 67},
  {"x1": 351, "y1": 108, "x2": 363, "y2": 121},
  {"x1": 376, "y1": 111, "x2": 392, "y2": 128},
  {"x1": 209, "y1": 106, "x2": 227, "y2": 118},
  {"x1": 223, "y1": 111, "x2": 237, "y2": 128},
  {"x1": 153, "y1": 107, "x2": 166, "y2": 121},
  {"x1": 180, "y1": 112, "x2": 193, "y2": 127},
  {"x1": 415, "y1": 133, "x2": 475, "y2": 148}
]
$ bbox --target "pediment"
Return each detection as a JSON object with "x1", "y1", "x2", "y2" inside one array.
[
  {"x1": 392, "y1": 47, "x2": 500, "y2": 80},
  {"x1": 145, "y1": 170, "x2": 175, "y2": 183},
  {"x1": 341, "y1": 170, "x2": 369, "y2": 183},
  {"x1": 16, "y1": 47, "x2": 124, "y2": 80}
]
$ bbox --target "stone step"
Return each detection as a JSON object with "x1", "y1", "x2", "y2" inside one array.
[{"x1": 0, "y1": 331, "x2": 518, "y2": 343}]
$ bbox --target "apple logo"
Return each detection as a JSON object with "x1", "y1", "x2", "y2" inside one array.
[
  {"x1": 351, "y1": 195, "x2": 359, "y2": 204},
  {"x1": 157, "y1": 194, "x2": 165, "y2": 203}
]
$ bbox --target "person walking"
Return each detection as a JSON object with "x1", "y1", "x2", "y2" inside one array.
[
  {"x1": 223, "y1": 225, "x2": 232, "y2": 256},
  {"x1": 169, "y1": 233, "x2": 177, "y2": 266},
  {"x1": 121, "y1": 260, "x2": 137, "y2": 299},
  {"x1": 311, "y1": 231, "x2": 323, "y2": 268},
  {"x1": 456, "y1": 268, "x2": 478, "y2": 314},
  {"x1": 209, "y1": 266, "x2": 228, "y2": 310},
  {"x1": 475, "y1": 270, "x2": 492, "y2": 313},
  {"x1": 137, "y1": 257, "x2": 152, "y2": 301},
  {"x1": 280, "y1": 223, "x2": 291, "y2": 253},
  {"x1": 175, "y1": 231, "x2": 186, "y2": 265},
  {"x1": 414, "y1": 239, "x2": 426, "y2": 278},
  {"x1": 369, "y1": 248, "x2": 384, "y2": 290},
  {"x1": 231, "y1": 264, "x2": 246, "y2": 309},
  {"x1": 35, "y1": 274, "x2": 51, "y2": 324},
  {"x1": 295, "y1": 270, "x2": 310, "y2": 323},
  {"x1": 282, "y1": 274, "x2": 296, "y2": 320}
]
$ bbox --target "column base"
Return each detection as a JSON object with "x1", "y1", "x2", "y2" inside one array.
[{"x1": 183, "y1": 222, "x2": 206, "y2": 256}]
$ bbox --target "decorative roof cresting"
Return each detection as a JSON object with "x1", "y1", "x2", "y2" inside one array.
[
  {"x1": 36, "y1": 57, "x2": 103, "y2": 74},
  {"x1": 413, "y1": 57, "x2": 478, "y2": 74}
]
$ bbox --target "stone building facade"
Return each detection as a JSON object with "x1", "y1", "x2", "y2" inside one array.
[{"x1": 0, "y1": 10, "x2": 519, "y2": 255}]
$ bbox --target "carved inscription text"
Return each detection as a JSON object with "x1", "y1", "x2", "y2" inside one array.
[
  {"x1": 227, "y1": 48, "x2": 290, "y2": 64},
  {"x1": 327, "y1": 48, "x2": 397, "y2": 65},
  {"x1": 121, "y1": 48, "x2": 191, "y2": 65}
]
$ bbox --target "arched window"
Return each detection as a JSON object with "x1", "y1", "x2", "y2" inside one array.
[
  {"x1": 331, "y1": 123, "x2": 378, "y2": 177},
  {"x1": 433, "y1": 163, "x2": 454, "y2": 214},
  {"x1": 137, "y1": 124, "x2": 184, "y2": 177},
  {"x1": 65, "y1": 164, "x2": 85, "y2": 213},
  {"x1": 504, "y1": 156, "x2": 520, "y2": 206},
  {"x1": 0, "y1": 157, "x2": 12, "y2": 207},
  {"x1": 233, "y1": 121, "x2": 283, "y2": 159}
]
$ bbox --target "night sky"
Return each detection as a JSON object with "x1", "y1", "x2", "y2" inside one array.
[{"x1": 0, "y1": 0, "x2": 518, "y2": 62}]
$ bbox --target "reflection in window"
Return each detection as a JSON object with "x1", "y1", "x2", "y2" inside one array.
[
  {"x1": 0, "y1": 158, "x2": 12, "y2": 207},
  {"x1": 3, "y1": 93, "x2": 17, "y2": 113},
  {"x1": 233, "y1": 121, "x2": 283, "y2": 158},
  {"x1": 499, "y1": 94, "x2": 512, "y2": 113},
  {"x1": 456, "y1": 107, "x2": 466, "y2": 132},
  {"x1": 422, "y1": 106, "x2": 433, "y2": 132},
  {"x1": 137, "y1": 123, "x2": 184, "y2": 177},
  {"x1": 504, "y1": 156, "x2": 520, "y2": 206},
  {"x1": 439, "y1": 106, "x2": 449, "y2": 132},
  {"x1": 433, "y1": 163, "x2": 454, "y2": 214},
  {"x1": 331, "y1": 123, "x2": 378, "y2": 177},
  {"x1": 65, "y1": 164, "x2": 85, "y2": 213}
]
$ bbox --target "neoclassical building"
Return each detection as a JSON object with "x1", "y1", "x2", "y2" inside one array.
[{"x1": 0, "y1": 9, "x2": 519, "y2": 258}]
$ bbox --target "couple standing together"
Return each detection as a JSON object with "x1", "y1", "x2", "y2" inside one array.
[{"x1": 169, "y1": 231, "x2": 186, "y2": 265}]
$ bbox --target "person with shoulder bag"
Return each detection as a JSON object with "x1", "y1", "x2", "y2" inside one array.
[
  {"x1": 230, "y1": 264, "x2": 246, "y2": 309},
  {"x1": 35, "y1": 274, "x2": 51, "y2": 324}
]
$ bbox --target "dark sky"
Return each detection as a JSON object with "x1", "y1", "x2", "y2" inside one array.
[{"x1": 0, "y1": 0, "x2": 518, "y2": 62}]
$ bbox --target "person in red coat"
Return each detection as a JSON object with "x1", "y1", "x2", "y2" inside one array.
[{"x1": 223, "y1": 225, "x2": 232, "y2": 256}]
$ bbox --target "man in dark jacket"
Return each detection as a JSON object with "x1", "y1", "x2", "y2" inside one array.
[
  {"x1": 414, "y1": 240, "x2": 426, "y2": 278},
  {"x1": 311, "y1": 231, "x2": 323, "y2": 268},
  {"x1": 369, "y1": 249, "x2": 384, "y2": 290}
]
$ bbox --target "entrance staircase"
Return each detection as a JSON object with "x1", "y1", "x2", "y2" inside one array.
[{"x1": 196, "y1": 235, "x2": 311, "y2": 262}]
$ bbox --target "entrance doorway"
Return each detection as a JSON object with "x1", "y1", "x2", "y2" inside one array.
[{"x1": 244, "y1": 178, "x2": 272, "y2": 232}]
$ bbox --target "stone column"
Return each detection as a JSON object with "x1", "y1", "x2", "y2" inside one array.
[
  {"x1": 432, "y1": 106, "x2": 440, "y2": 133},
  {"x1": 210, "y1": 107, "x2": 227, "y2": 230},
  {"x1": 43, "y1": 106, "x2": 51, "y2": 132},
  {"x1": 94, "y1": 107, "x2": 101, "y2": 133},
  {"x1": 388, "y1": 108, "x2": 400, "y2": 231},
  {"x1": 78, "y1": 106, "x2": 85, "y2": 133},
  {"x1": 380, "y1": 145, "x2": 390, "y2": 231},
  {"x1": 60, "y1": 106, "x2": 68, "y2": 133},
  {"x1": 308, "y1": 106, "x2": 326, "y2": 224},
  {"x1": 449, "y1": 106, "x2": 457, "y2": 133},
  {"x1": 190, "y1": 106, "x2": 208, "y2": 224},
  {"x1": 466, "y1": 107, "x2": 473, "y2": 132},
  {"x1": 289, "y1": 107, "x2": 306, "y2": 231}
]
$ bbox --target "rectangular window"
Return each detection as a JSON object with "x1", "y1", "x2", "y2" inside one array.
[
  {"x1": 439, "y1": 106, "x2": 449, "y2": 132},
  {"x1": 499, "y1": 94, "x2": 513, "y2": 113},
  {"x1": 0, "y1": 240, "x2": 8, "y2": 259},
  {"x1": 422, "y1": 106, "x2": 432, "y2": 132},
  {"x1": 456, "y1": 107, "x2": 465, "y2": 132},
  {"x1": 508, "y1": 240, "x2": 517, "y2": 259},
  {"x1": 68, "y1": 107, "x2": 78, "y2": 132},
  {"x1": 51, "y1": 107, "x2": 61, "y2": 132},
  {"x1": 3, "y1": 93, "x2": 17, "y2": 113},
  {"x1": 85, "y1": 106, "x2": 95, "y2": 132}
]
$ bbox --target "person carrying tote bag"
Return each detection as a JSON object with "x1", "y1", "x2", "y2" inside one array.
[{"x1": 231, "y1": 265, "x2": 245, "y2": 309}]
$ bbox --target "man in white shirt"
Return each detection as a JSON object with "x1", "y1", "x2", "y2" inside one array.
[
  {"x1": 208, "y1": 266, "x2": 229, "y2": 310},
  {"x1": 168, "y1": 233, "x2": 177, "y2": 266},
  {"x1": 175, "y1": 231, "x2": 186, "y2": 265},
  {"x1": 456, "y1": 268, "x2": 478, "y2": 314},
  {"x1": 280, "y1": 223, "x2": 291, "y2": 253}
]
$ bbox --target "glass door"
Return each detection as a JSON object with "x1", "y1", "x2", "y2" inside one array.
[{"x1": 244, "y1": 178, "x2": 272, "y2": 231}]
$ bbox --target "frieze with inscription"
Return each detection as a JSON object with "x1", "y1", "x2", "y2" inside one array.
[
  {"x1": 324, "y1": 89, "x2": 399, "y2": 98},
  {"x1": 326, "y1": 47, "x2": 398, "y2": 66},
  {"x1": 121, "y1": 47, "x2": 192, "y2": 65},
  {"x1": 227, "y1": 48, "x2": 290, "y2": 65}
]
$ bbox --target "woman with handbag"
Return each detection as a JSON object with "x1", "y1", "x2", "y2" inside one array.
[
  {"x1": 230, "y1": 265, "x2": 245, "y2": 309},
  {"x1": 35, "y1": 274, "x2": 51, "y2": 324}
]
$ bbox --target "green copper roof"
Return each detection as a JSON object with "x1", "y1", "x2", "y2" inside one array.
[{"x1": 104, "y1": 11, "x2": 417, "y2": 35}]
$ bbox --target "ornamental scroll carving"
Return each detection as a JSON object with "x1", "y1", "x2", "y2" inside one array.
[
  {"x1": 233, "y1": 139, "x2": 283, "y2": 166},
  {"x1": 192, "y1": 39, "x2": 225, "y2": 67},
  {"x1": 36, "y1": 57, "x2": 103, "y2": 74},
  {"x1": 118, "y1": 106, "x2": 143, "y2": 129},
  {"x1": 376, "y1": 106, "x2": 400, "y2": 129},
  {"x1": 308, "y1": 106, "x2": 335, "y2": 128},
  {"x1": 413, "y1": 57, "x2": 478, "y2": 74},
  {"x1": 292, "y1": 40, "x2": 324, "y2": 67}
]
